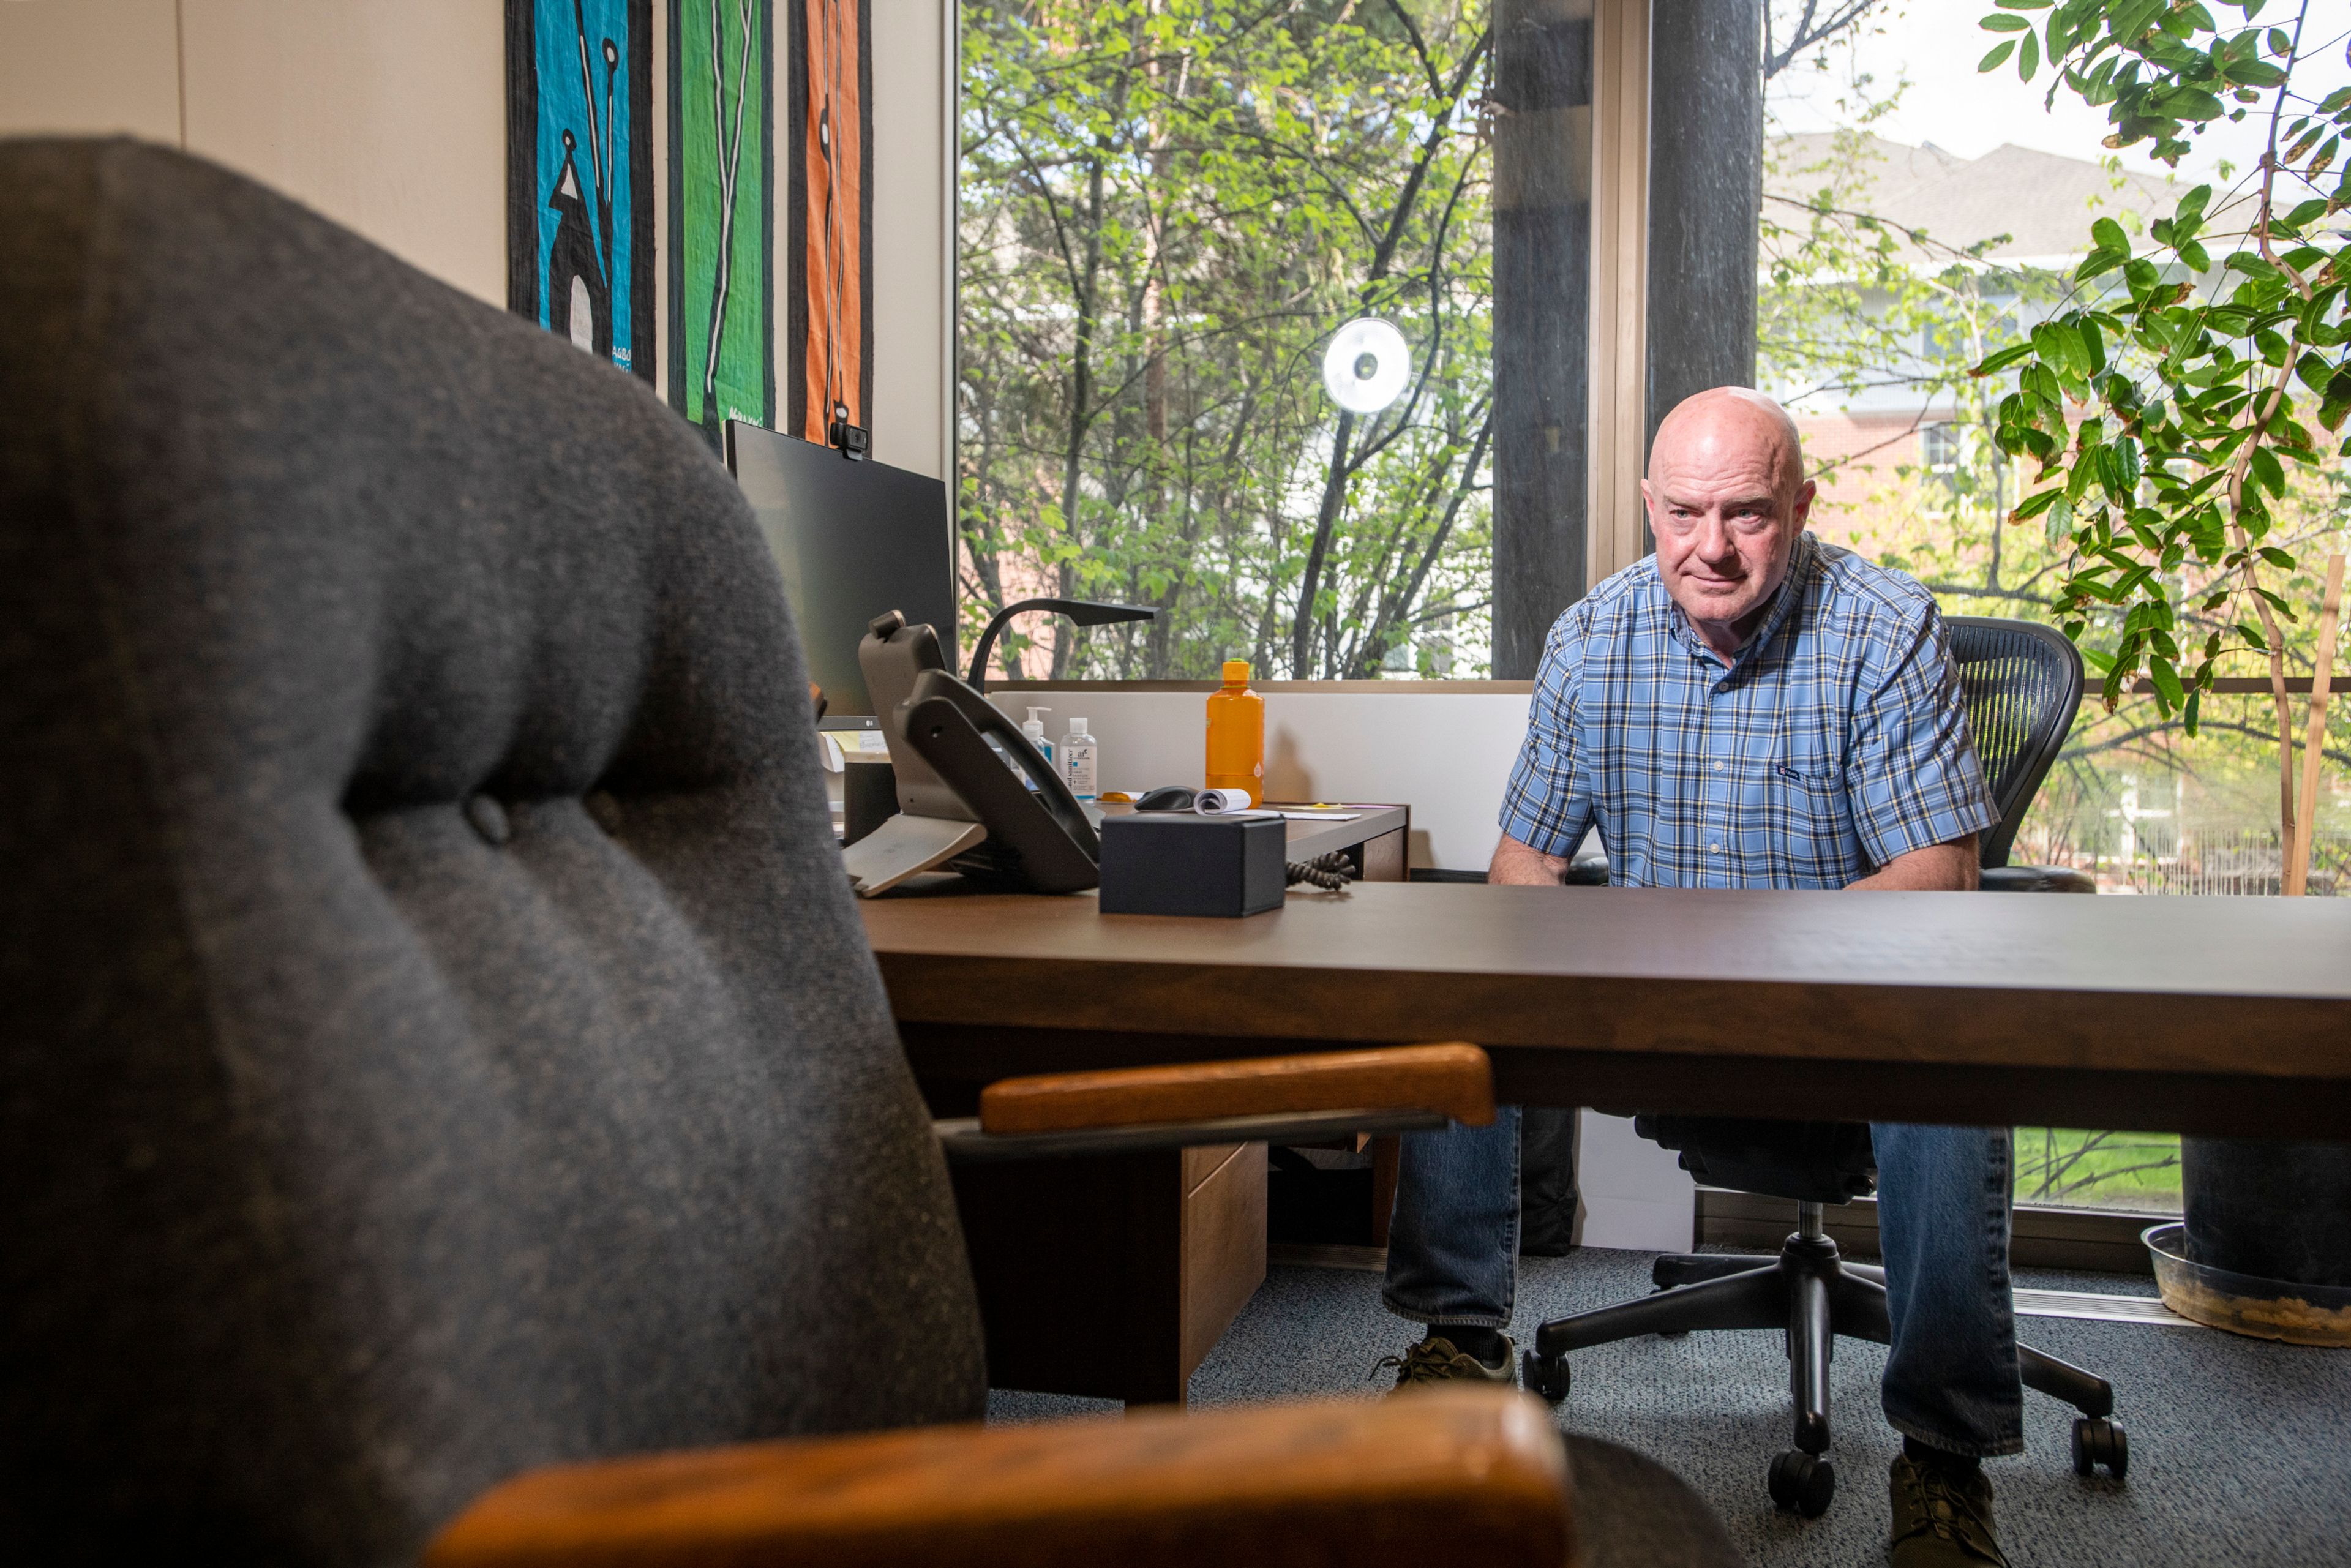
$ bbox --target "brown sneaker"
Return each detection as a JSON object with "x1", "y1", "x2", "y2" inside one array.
[
  {"x1": 1376, "y1": 1333, "x2": 1517, "y2": 1392},
  {"x1": 1889, "y1": 1452, "x2": 2009, "y2": 1567}
]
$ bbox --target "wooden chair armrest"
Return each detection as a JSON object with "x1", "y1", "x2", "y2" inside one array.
[
  {"x1": 977, "y1": 1043, "x2": 1495, "y2": 1135},
  {"x1": 426, "y1": 1387, "x2": 1570, "y2": 1568}
]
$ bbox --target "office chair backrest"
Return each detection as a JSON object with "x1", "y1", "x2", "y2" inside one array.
[
  {"x1": 0, "y1": 140, "x2": 983, "y2": 1564},
  {"x1": 1944, "y1": 617, "x2": 2084, "y2": 868}
]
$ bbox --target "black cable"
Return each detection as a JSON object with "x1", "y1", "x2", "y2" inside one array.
[{"x1": 1284, "y1": 852, "x2": 1360, "y2": 891}]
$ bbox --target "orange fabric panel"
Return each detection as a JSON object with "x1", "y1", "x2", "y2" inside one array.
[{"x1": 798, "y1": 0, "x2": 864, "y2": 443}]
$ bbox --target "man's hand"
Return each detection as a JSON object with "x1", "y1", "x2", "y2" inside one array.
[
  {"x1": 1489, "y1": 832, "x2": 1572, "y2": 885},
  {"x1": 1847, "y1": 835, "x2": 1979, "y2": 891}
]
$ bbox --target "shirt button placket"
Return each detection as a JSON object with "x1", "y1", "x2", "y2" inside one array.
[{"x1": 1703, "y1": 685, "x2": 1732, "y2": 887}]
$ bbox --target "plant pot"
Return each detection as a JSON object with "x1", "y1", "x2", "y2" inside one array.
[{"x1": 2145, "y1": 1138, "x2": 2351, "y2": 1346}]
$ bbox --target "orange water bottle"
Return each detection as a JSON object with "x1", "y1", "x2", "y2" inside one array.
[{"x1": 1205, "y1": 660, "x2": 1265, "y2": 806}]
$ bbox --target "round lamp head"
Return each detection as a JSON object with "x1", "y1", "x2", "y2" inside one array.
[{"x1": 1321, "y1": 317, "x2": 1411, "y2": 415}]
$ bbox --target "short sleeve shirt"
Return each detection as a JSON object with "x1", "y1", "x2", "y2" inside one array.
[{"x1": 1498, "y1": 531, "x2": 1998, "y2": 889}]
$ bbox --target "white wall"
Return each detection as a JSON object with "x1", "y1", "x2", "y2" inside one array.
[{"x1": 0, "y1": 0, "x2": 954, "y2": 480}]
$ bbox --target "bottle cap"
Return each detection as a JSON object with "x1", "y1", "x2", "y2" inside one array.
[
  {"x1": 1068, "y1": 717, "x2": 1087, "y2": 731},
  {"x1": 1221, "y1": 660, "x2": 1250, "y2": 683}
]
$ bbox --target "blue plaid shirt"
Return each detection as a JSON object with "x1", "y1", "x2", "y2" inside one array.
[{"x1": 1499, "y1": 532, "x2": 1997, "y2": 888}]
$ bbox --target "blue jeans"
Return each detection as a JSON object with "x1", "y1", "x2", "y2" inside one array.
[{"x1": 1382, "y1": 1115, "x2": 2024, "y2": 1457}]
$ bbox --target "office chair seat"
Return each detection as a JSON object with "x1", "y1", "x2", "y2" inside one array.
[{"x1": 1522, "y1": 617, "x2": 2128, "y2": 1520}]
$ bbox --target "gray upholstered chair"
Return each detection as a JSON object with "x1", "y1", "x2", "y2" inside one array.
[{"x1": 0, "y1": 140, "x2": 1742, "y2": 1568}]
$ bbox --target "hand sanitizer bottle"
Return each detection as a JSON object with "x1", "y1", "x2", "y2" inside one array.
[
  {"x1": 1018, "y1": 707, "x2": 1053, "y2": 789},
  {"x1": 1060, "y1": 716, "x2": 1098, "y2": 801}
]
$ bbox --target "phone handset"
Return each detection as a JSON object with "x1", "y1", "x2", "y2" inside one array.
[
  {"x1": 898, "y1": 669, "x2": 1098, "y2": 893},
  {"x1": 842, "y1": 612, "x2": 1099, "y2": 896}
]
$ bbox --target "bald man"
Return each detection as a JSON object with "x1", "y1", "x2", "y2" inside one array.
[{"x1": 1380, "y1": 390, "x2": 2016, "y2": 1567}]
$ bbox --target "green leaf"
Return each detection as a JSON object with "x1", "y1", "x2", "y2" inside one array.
[
  {"x1": 2112, "y1": 437, "x2": 2142, "y2": 489},
  {"x1": 1979, "y1": 39, "x2": 2019, "y2": 70},
  {"x1": 2077, "y1": 248, "x2": 2126, "y2": 283},
  {"x1": 1981, "y1": 13, "x2": 2033, "y2": 31},
  {"x1": 2090, "y1": 216, "x2": 2131, "y2": 255},
  {"x1": 2019, "y1": 28, "x2": 2041, "y2": 78},
  {"x1": 1974, "y1": 342, "x2": 2036, "y2": 375},
  {"x1": 2258, "y1": 546, "x2": 2296, "y2": 569},
  {"x1": 2249, "y1": 443, "x2": 2286, "y2": 495},
  {"x1": 2076, "y1": 319, "x2": 2108, "y2": 374},
  {"x1": 2149, "y1": 656, "x2": 2185, "y2": 713},
  {"x1": 2158, "y1": 87, "x2": 2226, "y2": 122}
]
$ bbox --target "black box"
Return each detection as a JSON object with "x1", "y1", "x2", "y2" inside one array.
[{"x1": 1098, "y1": 812, "x2": 1287, "y2": 917}]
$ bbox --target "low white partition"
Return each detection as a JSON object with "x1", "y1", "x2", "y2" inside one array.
[
  {"x1": 1577, "y1": 1112, "x2": 1700, "y2": 1251},
  {"x1": 986, "y1": 683, "x2": 1532, "y2": 872}
]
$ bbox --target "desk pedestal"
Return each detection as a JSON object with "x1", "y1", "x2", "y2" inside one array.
[{"x1": 949, "y1": 1141, "x2": 1266, "y2": 1406}]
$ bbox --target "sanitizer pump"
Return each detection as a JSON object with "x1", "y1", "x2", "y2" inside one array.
[{"x1": 1018, "y1": 707, "x2": 1054, "y2": 789}]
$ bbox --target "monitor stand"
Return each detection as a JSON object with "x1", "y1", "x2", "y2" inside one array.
[{"x1": 844, "y1": 813, "x2": 988, "y2": 897}]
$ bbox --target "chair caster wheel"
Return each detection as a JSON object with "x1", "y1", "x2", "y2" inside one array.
[
  {"x1": 2072, "y1": 1417, "x2": 2128, "y2": 1480},
  {"x1": 1523, "y1": 1349, "x2": 1569, "y2": 1403},
  {"x1": 1767, "y1": 1449, "x2": 1835, "y2": 1517}
]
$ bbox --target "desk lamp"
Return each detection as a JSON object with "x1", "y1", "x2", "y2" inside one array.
[{"x1": 968, "y1": 598, "x2": 1157, "y2": 694}]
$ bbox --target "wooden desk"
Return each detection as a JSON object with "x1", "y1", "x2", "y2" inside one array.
[
  {"x1": 879, "y1": 881, "x2": 2351, "y2": 1403},
  {"x1": 905, "y1": 806, "x2": 1411, "y2": 1406},
  {"x1": 870, "y1": 881, "x2": 2351, "y2": 1140}
]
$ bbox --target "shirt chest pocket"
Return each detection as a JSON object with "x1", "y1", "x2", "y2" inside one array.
[{"x1": 1740, "y1": 729, "x2": 1857, "y2": 882}]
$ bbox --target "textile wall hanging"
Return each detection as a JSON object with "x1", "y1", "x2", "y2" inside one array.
[
  {"x1": 787, "y1": 0, "x2": 872, "y2": 448},
  {"x1": 506, "y1": 0, "x2": 658, "y2": 384},
  {"x1": 669, "y1": 0, "x2": 778, "y2": 445}
]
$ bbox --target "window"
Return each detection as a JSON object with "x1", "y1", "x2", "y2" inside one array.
[
  {"x1": 957, "y1": 0, "x2": 1502, "y2": 681},
  {"x1": 1919, "y1": 421, "x2": 1960, "y2": 490},
  {"x1": 954, "y1": 0, "x2": 1669, "y2": 681}
]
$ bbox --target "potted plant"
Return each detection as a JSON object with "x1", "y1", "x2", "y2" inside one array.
[{"x1": 1974, "y1": 0, "x2": 2351, "y2": 1340}]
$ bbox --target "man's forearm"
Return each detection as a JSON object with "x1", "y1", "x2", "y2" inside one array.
[
  {"x1": 1489, "y1": 832, "x2": 1572, "y2": 885},
  {"x1": 1847, "y1": 835, "x2": 1979, "y2": 891}
]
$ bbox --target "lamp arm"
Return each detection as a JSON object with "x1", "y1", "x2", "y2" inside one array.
[
  {"x1": 967, "y1": 598, "x2": 1063, "y2": 694},
  {"x1": 966, "y1": 598, "x2": 1160, "y2": 695}
]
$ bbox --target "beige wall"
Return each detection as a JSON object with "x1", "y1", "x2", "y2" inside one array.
[
  {"x1": 0, "y1": 0, "x2": 181, "y2": 143},
  {"x1": 868, "y1": 0, "x2": 953, "y2": 479},
  {"x1": 180, "y1": 2, "x2": 509, "y2": 308},
  {"x1": 0, "y1": 0, "x2": 954, "y2": 480}
]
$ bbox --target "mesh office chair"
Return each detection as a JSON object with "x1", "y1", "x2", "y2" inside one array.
[{"x1": 1521, "y1": 617, "x2": 2127, "y2": 1518}]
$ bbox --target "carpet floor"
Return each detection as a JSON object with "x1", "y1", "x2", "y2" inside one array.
[{"x1": 988, "y1": 1248, "x2": 2351, "y2": 1567}]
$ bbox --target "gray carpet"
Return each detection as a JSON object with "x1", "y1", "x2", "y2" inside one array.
[{"x1": 989, "y1": 1248, "x2": 2351, "y2": 1567}]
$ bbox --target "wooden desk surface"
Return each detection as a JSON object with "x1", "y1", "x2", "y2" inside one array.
[{"x1": 863, "y1": 882, "x2": 2351, "y2": 1138}]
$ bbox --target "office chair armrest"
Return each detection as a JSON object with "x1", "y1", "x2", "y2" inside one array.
[
  {"x1": 1979, "y1": 864, "x2": 2096, "y2": 895},
  {"x1": 982, "y1": 1043, "x2": 1493, "y2": 1133},
  {"x1": 426, "y1": 1387, "x2": 1571, "y2": 1568},
  {"x1": 937, "y1": 1043, "x2": 1493, "y2": 1160}
]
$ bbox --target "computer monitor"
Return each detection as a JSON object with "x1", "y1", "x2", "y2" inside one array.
[{"x1": 724, "y1": 421, "x2": 956, "y2": 724}]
